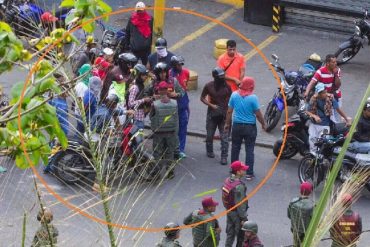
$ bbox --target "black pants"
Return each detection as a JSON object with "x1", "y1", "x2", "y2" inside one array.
[
  {"x1": 133, "y1": 48, "x2": 151, "y2": 66},
  {"x1": 205, "y1": 113, "x2": 228, "y2": 158}
]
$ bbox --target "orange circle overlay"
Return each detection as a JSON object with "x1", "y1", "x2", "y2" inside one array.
[{"x1": 17, "y1": 6, "x2": 288, "y2": 232}]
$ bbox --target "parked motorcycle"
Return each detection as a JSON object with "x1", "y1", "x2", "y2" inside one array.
[
  {"x1": 335, "y1": 9, "x2": 370, "y2": 65},
  {"x1": 264, "y1": 54, "x2": 319, "y2": 132},
  {"x1": 298, "y1": 128, "x2": 370, "y2": 191},
  {"x1": 96, "y1": 20, "x2": 126, "y2": 62},
  {"x1": 51, "y1": 120, "x2": 159, "y2": 185},
  {"x1": 273, "y1": 100, "x2": 310, "y2": 159}
]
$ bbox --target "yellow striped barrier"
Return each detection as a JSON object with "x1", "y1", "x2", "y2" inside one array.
[{"x1": 272, "y1": 4, "x2": 281, "y2": 33}]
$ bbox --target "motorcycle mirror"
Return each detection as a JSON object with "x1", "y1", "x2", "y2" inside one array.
[{"x1": 271, "y1": 54, "x2": 279, "y2": 61}]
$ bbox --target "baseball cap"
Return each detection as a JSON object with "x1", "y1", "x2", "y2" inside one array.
[
  {"x1": 300, "y1": 182, "x2": 313, "y2": 196},
  {"x1": 230, "y1": 161, "x2": 249, "y2": 173},
  {"x1": 103, "y1": 47, "x2": 114, "y2": 56},
  {"x1": 41, "y1": 12, "x2": 58, "y2": 22},
  {"x1": 135, "y1": 1, "x2": 146, "y2": 11},
  {"x1": 202, "y1": 197, "x2": 219, "y2": 208},
  {"x1": 158, "y1": 81, "x2": 169, "y2": 90},
  {"x1": 315, "y1": 83, "x2": 326, "y2": 94}
]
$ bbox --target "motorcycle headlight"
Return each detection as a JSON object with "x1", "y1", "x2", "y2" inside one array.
[{"x1": 355, "y1": 25, "x2": 361, "y2": 36}]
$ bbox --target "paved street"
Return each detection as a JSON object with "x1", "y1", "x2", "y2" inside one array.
[
  {"x1": 1, "y1": 136, "x2": 370, "y2": 246},
  {"x1": 1, "y1": 0, "x2": 370, "y2": 246}
]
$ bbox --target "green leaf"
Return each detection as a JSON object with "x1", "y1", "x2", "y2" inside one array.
[
  {"x1": 10, "y1": 82, "x2": 24, "y2": 99},
  {"x1": 0, "y1": 21, "x2": 12, "y2": 32},
  {"x1": 15, "y1": 153, "x2": 29, "y2": 169},
  {"x1": 0, "y1": 128, "x2": 10, "y2": 143},
  {"x1": 39, "y1": 77, "x2": 56, "y2": 93},
  {"x1": 81, "y1": 19, "x2": 95, "y2": 33},
  {"x1": 97, "y1": 0, "x2": 112, "y2": 13},
  {"x1": 59, "y1": 0, "x2": 75, "y2": 7}
]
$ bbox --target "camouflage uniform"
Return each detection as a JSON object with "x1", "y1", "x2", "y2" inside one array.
[
  {"x1": 224, "y1": 175, "x2": 248, "y2": 247},
  {"x1": 156, "y1": 237, "x2": 182, "y2": 247},
  {"x1": 150, "y1": 98, "x2": 179, "y2": 170},
  {"x1": 287, "y1": 196, "x2": 314, "y2": 247},
  {"x1": 183, "y1": 209, "x2": 220, "y2": 247},
  {"x1": 31, "y1": 223, "x2": 58, "y2": 247}
]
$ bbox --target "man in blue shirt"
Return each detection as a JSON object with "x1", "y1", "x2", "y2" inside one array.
[{"x1": 225, "y1": 77, "x2": 266, "y2": 180}]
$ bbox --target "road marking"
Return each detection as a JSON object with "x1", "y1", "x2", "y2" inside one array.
[
  {"x1": 169, "y1": 7, "x2": 240, "y2": 52},
  {"x1": 244, "y1": 35, "x2": 279, "y2": 61},
  {"x1": 216, "y1": 0, "x2": 244, "y2": 8}
]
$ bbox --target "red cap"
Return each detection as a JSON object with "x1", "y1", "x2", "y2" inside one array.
[
  {"x1": 94, "y1": 57, "x2": 105, "y2": 65},
  {"x1": 300, "y1": 182, "x2": 313, "y2": 196},
  {"x1": 202, "y1": 196, "x2": 219, "y2": 208},
  {"x1": 158, "y1": 81, "x2": 169, "y2": 90},
  {"x1": 41, "y1": 12, "x2": 58, "y2": 22},
  {"x1": 342, "y1": 193, "x2": 352, "y2": 204},
  {"x1": 230, "y1": 161, "x2": 249, "y2": 173}
]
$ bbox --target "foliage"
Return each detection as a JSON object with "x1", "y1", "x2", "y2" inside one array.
[{"x1": 60, "y1": 0, "x2": 112, "y2": 33}]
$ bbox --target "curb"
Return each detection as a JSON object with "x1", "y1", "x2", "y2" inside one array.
[{"x1": 186, "y1": 130, "x2": 274, "y2": 149}]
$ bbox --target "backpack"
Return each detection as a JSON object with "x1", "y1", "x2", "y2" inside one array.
[{"x1": 222, "y1": 178, "x2": 242, "y2": 209}]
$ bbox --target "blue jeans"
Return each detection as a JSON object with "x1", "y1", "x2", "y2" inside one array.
[
  {"x1": 231, "y1": 123, "x2": 257, "y2": 175},
  {"x1": 178, "y1": 107, "x2": 189, "y2": 152},
  {"x1": 134, "y1": 120, "x2": 145, "y2": 129},
  {"x1": 349, "y1": 141, "x2": 370, "y2": 154}
]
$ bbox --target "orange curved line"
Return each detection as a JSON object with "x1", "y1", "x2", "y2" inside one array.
[{"x1": 17, "y1": 6, "x2": 288, "y2": 232}]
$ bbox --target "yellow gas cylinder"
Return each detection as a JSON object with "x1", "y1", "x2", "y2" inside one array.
[
  {"x1": 187, "y1": 70, "x2": 198, "y2": 91},
  {"x1": 213, "y1": 39, "x2": 228, "y2": 59}
]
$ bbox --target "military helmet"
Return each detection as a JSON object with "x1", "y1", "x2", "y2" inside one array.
[
  {"x1": 155, "y1": 37, "x2": 167, "y2": 48},
  {"x1": 134, "y1": 64, "x2": 148, "y2": 75},
  {"x1": 212, "y1": 67, "x2": 225, "y2": 79},
  {"x1": 242, "y1": 220, "x2": 258, "y2": 234},
  {"x1": 164, "y1": 222, "x2": 180, "y2": 239}
]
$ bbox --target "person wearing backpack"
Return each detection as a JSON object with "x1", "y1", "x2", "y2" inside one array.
[
  {"x1": 183, "y1": 197, "x2": 221, "y2": 247},
  {"x1": 222, "y1": 161, "x2": 249, "y2": 247}
]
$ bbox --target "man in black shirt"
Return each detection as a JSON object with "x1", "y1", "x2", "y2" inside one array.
[
  {"x1": 147, "y1": 38, "x2": 175, "y2": 71},
  {"x1": 200, "y1": 67, "x2": 232, "y2": 165}
]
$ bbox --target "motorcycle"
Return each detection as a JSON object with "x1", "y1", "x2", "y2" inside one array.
[
  {"x1": 96, "y1": 20, "x2": 126, "y2": 62},
  {"x1": 50, "y1": 118, "x2": 159, "y2": 185},
  {"x1": 264, "y1": 54, "x2": 318, "y2": 132},
  {"x1": 298, "y1": 128, "x2": 370, "y2": 191},
  {"x1": 273, "y1": 100, "x2": 310, "y2": 159},
  {"x1": 335, "y1": 9, "x2": 370, "y2": 65}
]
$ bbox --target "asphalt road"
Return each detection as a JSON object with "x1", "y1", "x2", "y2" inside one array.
[
  {"x1": 1, "y1": 136, "x2": 370, "y2": 247},
  {"x1": 1, "y1": 0, "x2": 370, "y2": 246}
]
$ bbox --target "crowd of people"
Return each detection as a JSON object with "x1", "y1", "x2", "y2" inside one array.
[{"x1": 26, "y1": 1, "x2": 370, "y2": 246}]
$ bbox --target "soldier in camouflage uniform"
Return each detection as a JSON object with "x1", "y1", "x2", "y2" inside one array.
[
  {"x1": 242, "y1": 221, "x2": 264, "y2": 247},
  {"x1": 222, "y1": 161, "x2": 249, "y2": 247},
  {"x1": 150, "y1": 81, "x2": 179, "y2": 179},
  {"x1": 330, "y1": 194, "x2": 362, "y2": 247},
  {"x1": 156, "y1": 222, "x2": 182, "y2": 247},
  {"x1": 287, "y1": 182, "x2": 314, "y2": 247},
  {"x1": 31, "y1": 207, "x2": 58, "y2": 247},
  {"x1": 183, "y1": 197, "x2": 221, "y2": 247}
]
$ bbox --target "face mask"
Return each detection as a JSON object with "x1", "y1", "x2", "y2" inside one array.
[{"x1": 156, "y1": 48, "x2": 168, "y2": 57}]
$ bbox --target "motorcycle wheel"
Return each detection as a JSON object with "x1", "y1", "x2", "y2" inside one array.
[
  {"x1": 53, "y1": 149, "x2": 88, "y2": 185},
  {"x1": 273, "y1": 139, "x2": 298, "y2": 159},
  {"x1": 134, "y1": 153, "x2": 161, "y2": 182},
  {"x1": 334, "y1": 46, "x2": 361, "y2": 65},
  {"x1": 264, "y1": 100, "x2": 282, "y2": 132},
  {"x1": 298, "y1": 154, "x2": 320, "y2": 186}
]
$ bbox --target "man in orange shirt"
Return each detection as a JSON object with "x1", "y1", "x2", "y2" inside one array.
[{"x1": 217, "y1": 40, "x2": 246, "y2": 92}]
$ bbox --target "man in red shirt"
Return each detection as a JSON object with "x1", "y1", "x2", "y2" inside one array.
[
  {"x1": 304, "y1": 54, "x2": 342, "y2": 122},
  {"x1": 217, "y1": 40, "x2": 246, "y2": 92}
]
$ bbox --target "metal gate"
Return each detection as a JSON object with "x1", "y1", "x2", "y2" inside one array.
[{"x1": 281, "y1": 0, "x2": 370, "y2": 33}]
